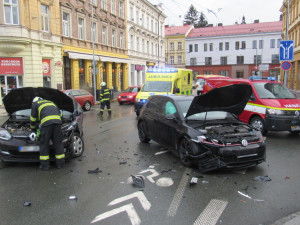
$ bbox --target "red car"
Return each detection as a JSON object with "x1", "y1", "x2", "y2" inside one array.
[
  {"x1": 63, "y1": 89, "x2": 95, "y2": 111},
  {"x1": 118, "y1": 86, "x2": 141, "y2": 105}
]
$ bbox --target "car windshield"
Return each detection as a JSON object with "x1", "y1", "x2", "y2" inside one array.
[
  {"x1": 124, "y1": 87, "x2": 139, "y2": 93},
  {"x1": 177, "y1": 100, "x2": 235, "y2": 120},
  {"x1": 253, "y1": 82, "x2": 296, "y2": 99},
  {"x1": 141, "y1": 81, "x2": 172, "y2": 92}
]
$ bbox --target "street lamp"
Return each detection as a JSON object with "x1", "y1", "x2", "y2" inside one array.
[{"x1": 91, "y1": 0, "x2": 97, "y2": 102}]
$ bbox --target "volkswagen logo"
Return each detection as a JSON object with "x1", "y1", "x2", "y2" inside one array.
[
  {"x1": 241, "y1": 139, "x2": 248, "y2": 147},
  {"x1": 295, "y1": 111, "x2": 300, "y2": 116}
]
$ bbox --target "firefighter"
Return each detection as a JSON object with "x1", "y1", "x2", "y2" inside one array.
[
  {"x1": 99, "y1": 82, "x2": 111, "y2": 117},
  {"x1": 30, "y1": 97, "x2": 65, "y2": 171}
]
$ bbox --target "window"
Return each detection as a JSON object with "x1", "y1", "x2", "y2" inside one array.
[
  {"x1": 190, "y1": 58, "x2": 197, "y2": 66},
  {"x1": 219, "y1": 70, "x2": 229, "y2": 76},
  {"x1": 4, "y1": 0, "x2": 19, "y2": 25},
  {"x1": 254, "y1": 55, "x2": 262, "y2": 64},
  {"x1": 204, "y1": 71, "x2": 214, "y2": 75},
  {"x1": 41, "y1": 4, "x2": 50, "y2": 32},
  {"x1": 219, "y1": 42, "x2": 223, "y2": 51},
  {"x1": 241, "y1": 41, "x2": 246, "y2": 49},
  {"x1": 120, "y1": 32, "x2": 124, "y2": 48},
  {"x1": 136, "y1": 10, "x2": 139, "y2": 25},
  {"x1": 178, "y1": 42, "x2": 182, "y2": 50},
  {"x1": 141, "y1": 13, "x2": 144, "y2": 27},
  {"x1": 189, "y1": 44, "x2": 193, "y2": 52},
  {"x1": 142, "y1": 39, "x2": 144, "y2": 53},
  {"x1": 78, "y1": 17, "x2": 85, "y2": 40},
  {"x1": 235, "y1": 41, "x2": 239, "y2": 50},
  {"x1": 136, "y1": 37, "x2": 139, "y2": 52},
  {"x1": 112, "y1": 29, "x2": 116, "y2": 47},
  {"x1": 209, "y1": 43, "x2": 213, "y2": 51},
  {"x1": 119, "y1": 1, "x2": 124, "y2": 18},
  {"x1": 225, "y1": 42, "x2": 229, "y2": 50},
  {"x1": 237, "y1": 56, "x2": 244, "y2": 64},
  {"x1": 236, "y1": 71, "x2": 244, "y2": 78},
  {"x1": 111, "y1": 0, "x2": 116, "y2": 14},
  {"x1": 147, "y1": 41, "x2": 149, "y2": 54},
  {"x1": 91, "y1": 21, "x2": 97, "y2": 42},
  {"x1": 62, "y1": 12, "x2": 70, "y2": 37},
  {"x1": 270, "y1": 39, "x2": 275, "y2": 48},
  {"x1": 259, "y1": 40, "x2": 264, "y2": 49},
  {"x1": 252, "y1": 40, "x2": 257, "y2": 49},
  {"x1": 170, "y1": 43, "x2": 174, "y2": 50},
  {"x1": 194, "y1": 44, "x2": 198, "y2": 52},
  {"x1": 130, "y1": 35, "x2": 134, "y2": 50},
  {"x1": 146, "y1": 16, "x2": 149, "y2": 29},
  {"x1": 277, "y1": 39, "x2": 281, "y2": 48},
  {"x1": 220, "y1": 57, "x2": 227, "y2": 65},
  {"x1": 90, "y1": 0, "x2": 97, "y2": 6},
  {"x1": 205, "y1": 57, "x2": 212, "y2": 65},
  {"x1": 272, "y1": 54, "x2": 279, "y2": 64},
  {"x1": 204, "y1": 43, "x2": 207, "y2": 52},
  {"x1": 151, "y1": 20, "x2": 153, "y2": 31},
  {"x1": 101, "y1": 0, "x2": 107, "y2": 10},
  {"x1": 170, "y1": 56, "x2": 174, "y2": 64},
  {"x1": 151, "y1": 43, "x2": 154, "y2": 55},
  {"x1": 130, "y1": 7, "x2": 134, "y2": 21},
  {"x1": 178, "y1": 55, "x2": 182, "y2": 64},
  {"x1": 102, "y1": 25, "x2": 107, "y2": 45}
]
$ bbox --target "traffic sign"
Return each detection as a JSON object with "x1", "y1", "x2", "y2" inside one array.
[
  {"x1": 280, "y1": 40, "x2": 294, "y2": 61},
  {"x1": 281, "y1": 61, "x2": 291, "y2": 71}
]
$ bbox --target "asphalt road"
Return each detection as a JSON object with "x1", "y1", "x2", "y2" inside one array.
[{"x1": 0, "y1": 102, "x2": 300, "y2": 225}]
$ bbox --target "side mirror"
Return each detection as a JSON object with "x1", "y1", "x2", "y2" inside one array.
[
  {"x1": 249, "y1": 95, "x2": 256, "y2": 101},
  {"x1": 166, "y1": 114, "x2": 176, "y2": 120},
  {"x1": 175, "y1": 88, "x2": 180, "y2": 94}
]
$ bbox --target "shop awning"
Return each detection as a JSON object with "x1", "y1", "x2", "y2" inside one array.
[
  {"x1": 99, "y1": 56, "x2": 130, "y2": 64},
  {"x1": 67, "y1": 51, "x2": 100, "y2": 61}
]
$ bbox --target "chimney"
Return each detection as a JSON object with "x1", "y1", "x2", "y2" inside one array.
[
  {"x1": 218, "y1": 23, "x2": 223, "y2": 26},
  {"x1": 254, "y1": 19, "x2": 259, "y2": 23}
]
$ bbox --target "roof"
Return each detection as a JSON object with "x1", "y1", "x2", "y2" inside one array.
[
  {"x1": 187, "y1": 21, "x2": 282, "y2": 38},
  {"x1": 165, "y1": 24, "x2": 194, "y2": 36}
]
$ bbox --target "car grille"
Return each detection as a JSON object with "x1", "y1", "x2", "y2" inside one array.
[{"x1": 121, "y1": 96, "x2": 127, "y2": 98}]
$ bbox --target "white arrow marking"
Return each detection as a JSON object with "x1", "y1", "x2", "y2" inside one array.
[
  {"x1": 108, "y1": 191, "x2": 151, "y2": 211},
  {"x1": 139, "y1": 168, "x2": 160, "y2": 183},
  {"x1": 91, "y1": 203, "x2": 141, "y2": 225}
]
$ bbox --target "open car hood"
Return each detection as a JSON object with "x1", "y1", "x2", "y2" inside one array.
[
  {"x1": 3, "y1": 87, "x2": 74, "y2": 114},
  {"x1": 185, "y1": 83, "x2": 252, "y2": 118}
]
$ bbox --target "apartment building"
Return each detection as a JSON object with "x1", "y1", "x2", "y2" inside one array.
[
  {"x1": 0, "y1": 0, "x2": 63, "y2": 104},
  {"x1": 127, "y1": 0, "x2": 166, "y2": 86},
  {"x1": 280, "y1": 0, "x2": 300, "y2": 90},
  {"x1": 185, "y1": 21, "x2": 282, "y2": 79},
  {"x1": 165, "y1": 24, "x2": 193, "y2": 68},
  {"x1": 61, "y1": 0, "x2": 129, "y2": 93}
]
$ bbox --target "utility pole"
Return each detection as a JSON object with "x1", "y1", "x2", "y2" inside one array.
[{"x1": 284, "y1": 0, "x2": 290, "y2": 86}]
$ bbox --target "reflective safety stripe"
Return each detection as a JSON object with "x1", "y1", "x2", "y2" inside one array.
[
  {"x1": 55, "y1": 154, "x2": 65, "y2": 159},
  {"x1": 108, "y1": 109, "x2": 112, "y2": 111},
  {"x1": 100, "y1": 109, "x2": 104, "y2": 112},
  {"x1": 41, "y1": 115, "x2": 61, "y2": 125},
  {"x1": 101, "y1": 98, "x2": 110, "y2": 101},
  {"x1": 30, "y1": 125, "x2": 36, "y2": 129},
  {"x1": 38, "y1": 102, "x2": 58, "y2": 120},
  {"x1": 30, "y1": 116, "x2": 37, "y2": 121},
  {"x1": 40, "y1": 155, "x2": 50, "y2": 160},
  {"x1": 247, "y1": 102, "x2": 300, "y2": 111}
]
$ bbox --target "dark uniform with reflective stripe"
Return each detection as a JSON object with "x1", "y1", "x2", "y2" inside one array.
[
  {"x1": 99, "y1": 86, "x2": 111, "y2": 116},
  {"x1": 30, "y1": 99, "x2": 65, "y2": 169}
]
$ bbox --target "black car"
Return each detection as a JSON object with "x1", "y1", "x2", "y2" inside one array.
[
  {"x1": 137, "y1": 84, "x2": 266, "y2": 172},
  {"x1": 0, "y1": 87, "x2": 84, "y2": 163}
]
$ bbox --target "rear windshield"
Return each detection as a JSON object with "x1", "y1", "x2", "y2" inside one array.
[
  {"x1": 253, "y1": 83, "x2": 296, "y2": 99},
  {"x1": 125, "y1": 87, "x2": 139, "y2": 93},
  {"x1": 141, "y1": 81, "x2": 172, "y2": 92}
]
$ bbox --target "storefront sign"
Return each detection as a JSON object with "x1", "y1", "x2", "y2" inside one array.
[
  {"x1": 0, "y1": 57, "x2": 23, "y2": 75},
  {"x1": 146, "y1": 62, "x2": 155, "y2": 66},
  {"x1": 135, "y1": 65, "x2": 143, "y2": 70},
  {"x1": 42, "y1": 59, "x2": 51, "y2": 76}
]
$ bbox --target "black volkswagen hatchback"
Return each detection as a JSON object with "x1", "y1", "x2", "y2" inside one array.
[
  {"x1": 0, "y1": 87, "x2": 84, "y2": 163},
  {"x1": 137, "y1": 84, "x2": 266, "y2": 172}
]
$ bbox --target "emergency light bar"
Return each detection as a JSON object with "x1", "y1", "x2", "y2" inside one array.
[
  {"x1": 249, "y1": 76, "x2": 277, "y2": 81},
  {"x1": 147, "y1": 68, "x2": 178, "y2": 73}
]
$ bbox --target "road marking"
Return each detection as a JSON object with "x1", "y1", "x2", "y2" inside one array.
[
  {"x1": 167, "y1": 168, "x2": 191, "y2": 217},
  {"x1": 108, "y1": 191, "x2": 151, "y2": 211},
  {"x1": 139, "y1": 168, "x2": 160, "y2": 183},
  {"x1": 193, "y1": 199, "x2": 228, "y2": 225},
  {"x1": 91, "y1": 203, "x2": 141, "y2": 225}
]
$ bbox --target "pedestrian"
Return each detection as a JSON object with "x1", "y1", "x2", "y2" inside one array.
[
  {"x1": 99, "y1": 82, "x2": 111, "y2": 117},
  {"x1": 196, "y1": 78, "x2": 205, "y2": 95},
  {"x1": 30, "y1": 96, "x2": 65, "y2": 171}
]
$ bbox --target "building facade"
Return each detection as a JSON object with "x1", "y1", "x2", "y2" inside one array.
[
  {"x1": 185, "y1": 21, "x2": 282, "y2": 79},
  {"x1": 0, "y1": 0, "x2": 63, "y2": 104},
  {"x1": 280, "y1": 0, "x2": 300, "y2": 91},
  {"x1": 165, "y1": 24, "x2": 193, "y2": 68},
  {"x1": 61, "y1": 0, "x2": 129, "y2": 94},
  {"x1": 127, "y1": 0, "x2": 166, "y2": 86}
]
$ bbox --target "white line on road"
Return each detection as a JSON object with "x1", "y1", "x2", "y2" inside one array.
[
  {"x1": 167, "y1": 168, "x2": 191, "y2": 217},
  {"x1": 193, "y1": 199, "x2": 228, "y2": 225}
]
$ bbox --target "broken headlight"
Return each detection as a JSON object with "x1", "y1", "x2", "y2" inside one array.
[
  {"x1": 0, "y1": 128, "x2": 12, "y2": 141},
  {"x1": 267, "y1": 109, "x2": 284, "y2": 115}
]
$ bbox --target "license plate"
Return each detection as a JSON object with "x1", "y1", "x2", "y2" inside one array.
[
  {"x1": 19, "y1": 146, "x2": 40, "y2": 152},
  {"x1": 291, "y1": 125, "x2": 300, "y2": 131},
  {"x1": 121, "y1": 99, "x2": 127, "y2": 101}
]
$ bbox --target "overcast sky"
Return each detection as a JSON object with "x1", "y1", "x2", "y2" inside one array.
[{"x1": 148, "y1": 0, "x2": 284, "y2": 26}]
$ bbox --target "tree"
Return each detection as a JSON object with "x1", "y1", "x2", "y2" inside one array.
[
  {"x1": 183, "y1": 5, "x2": 199, "y2": 26},
  {"x1": 196, "y1": 12, "x2": 208, "y2": 27}
]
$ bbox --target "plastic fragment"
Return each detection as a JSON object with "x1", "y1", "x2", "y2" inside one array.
[
  {"x1": 69, "y1": 196, "x2": 77, "y2": 200},
  {"x1": 190, "y1": 177, "x2": 198, "y2": 185},
  {"x1": 24, "y1": 201, "x2": 32, "y2": 206},
  {"x1": 119, "y1": 161, "x2": 127, "y2": 165},
  {"x1": 254, "y1": 176, "x2": 271, "y2": 181},
  {"x1": 202, "y1": 180, "x2": 209, "y2": 184},
  {"x1": 88, "y1": 168, "x2": 102, "y2": 174},
  {"x1": 131, "y1": 175, "x2": 145, "y2": 188}
]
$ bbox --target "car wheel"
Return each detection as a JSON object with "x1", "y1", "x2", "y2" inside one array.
[
  {"x1": 136, "y1": 111, "x2": 140, "y2": 117},
  {"x1": 71, "y1": 133, "x2": 84, "y2": 157},
  {"x1": 178, "y1": 138, "x2": 194, "y2": 167},
  {"x1": 119, "y1": 102, "x2": 123, "y2": 105},
  {"x1": 250, "y1": 116, "x2": 267, "y2": 135},
  {"x1": 138, "y1": 121, "x2": 150, "y2": 143},
  {"x1": 83, "y1": 101, "x2": 91, "y2": 111}
]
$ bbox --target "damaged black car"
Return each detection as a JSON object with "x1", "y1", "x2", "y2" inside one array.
[
  {"x1": 137, "y1": 83, "x2": 266, "y2": 172},
  {"x1": 0, "y1": 87, "x2": 84, "y2": 163}
]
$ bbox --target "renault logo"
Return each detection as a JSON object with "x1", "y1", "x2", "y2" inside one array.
[
  {"x1": 295, "y1": 111, "x2": 300, "y2": 116},
  {"x1": 241, "y1": 139, "x2": 248, "y2": 147}
]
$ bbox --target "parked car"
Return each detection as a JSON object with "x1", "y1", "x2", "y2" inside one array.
[
  {"x1": 63, "y1": 89, "x2": 95, "y2": 111},
  {"x1": 0, "y1": 87, "x2": 84, "y2": 164},
  {"x1": 118, "y1": 86, "x2": 141, "y2": 105},
  {"x1": 137, "y1": 84, "x2": 266, "y2": 173}
]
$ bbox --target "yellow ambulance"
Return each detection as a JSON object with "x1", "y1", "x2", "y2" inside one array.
[{"x1": 134, "y1": 68, "x2": 193, "y2": 116}]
